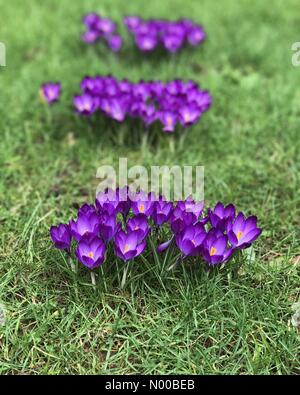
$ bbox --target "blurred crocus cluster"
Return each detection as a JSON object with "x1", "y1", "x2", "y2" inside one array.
[
  {"x1": 124, "y1": 16, "x2": 205, "y2": 53},
  {"x1": 82, "y1": 13, "x2": 123, "y2": 52},
  {"x1": 73, "y1": 76, "x2": 212, "y2": 132},
  {"x1": 50, "y1": 188, "x2": 262, "y2": 276}
]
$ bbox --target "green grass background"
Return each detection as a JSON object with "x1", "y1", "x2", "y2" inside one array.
[{"x1": 0, "y1": 0, "x2": 299, "y2": 374}]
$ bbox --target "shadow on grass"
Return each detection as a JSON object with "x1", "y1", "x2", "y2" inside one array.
[
  {"x1": 78, "y1": 38, "x2": 208, "y2": 71},
  {"x1": 40, "y1": 105, "x2": 193, "y2": 154},
  {"x1": 45, "y1": 243, "x2": 251, "y2": 306}
]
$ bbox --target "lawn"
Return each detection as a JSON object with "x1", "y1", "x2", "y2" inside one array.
[{"x1": 0, "y1": 0, "x2": 299, "y2": 375}]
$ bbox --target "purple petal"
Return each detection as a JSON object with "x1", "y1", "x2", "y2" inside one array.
[{"x1": 157, "y1": 239, "x2": 172, "y2": 253}]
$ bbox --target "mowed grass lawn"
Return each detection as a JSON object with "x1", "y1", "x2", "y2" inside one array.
[{"x1": 0, "y1": 0, "x2": 299, "y2": 375}]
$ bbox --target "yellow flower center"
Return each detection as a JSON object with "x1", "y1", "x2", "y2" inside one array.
[
  {"x1": 87, "y1": 251, "x2": 94, "y2": 258},
  {"x1": 134, "y1": 226, "x2": 139, "y2": 230},
  {"x1": 210, "y1": 246, "x2": 217, "y2": 256},
  {"x1": 139, "y1": 204, "x2": 145, "y2": 213},
  {"x1": 167, "y1": 116, "x2": 172, "y2": 126},
  {"x1": 237, "y1": 231, "x2": 243, "y2": 240},
  {"x1": 124, "y1": 244, "x2": 130, "y2": 253},
  {"x1": 105, "y1": 105, "x2": 110, "y2": 113}
]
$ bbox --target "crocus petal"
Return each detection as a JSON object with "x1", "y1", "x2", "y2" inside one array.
[
  {"x1": 214, "y1": 235, "x2": 227, "y2": 255},
  {"x1": 210, "y1": 254, "x2": 224, "y2": 265},
  {"x1": 135, "y1": 240, "x2": 147, "y2": 256},
  {"x1": 241, "y1": 228, "x2": 262, "y2": 245},
  {"x1": 224, "y1": 204, "x2": 235, "y2": 218},
  {"x1": 126, "y1": 231, "x2": 139, "y2": 250},
  {"x1": 214, "y1": 202, "x2": 225, "y2": 217},
  {"x1": 228, "y1": 230, "x2": 239, "y2": 246},
  {"x1": 157, "y1": 239, "x2": 173, "y2": 253},
  {"x1": 124, "y1": 249, "x2": 138, "y2": 261},
  {"x1": 243, "y1": 216, "x2": 258, "y2": 233},
  {"x1": 232, "y1": 212, "x2": 246, "y2": 233}
]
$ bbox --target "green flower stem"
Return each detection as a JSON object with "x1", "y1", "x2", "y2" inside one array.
[
  {"x1": 90, "y1": 271, "x2": 96, "y2": 290},
  {"x1": 67, "y1": 253, "x2": 76, "y2": 273},
  {"x1": 121, "y1": 261, "x2": 130, "y2": 289},
  {"x1": 167, "y1": 253, "x2": 184, "y2": 271}
]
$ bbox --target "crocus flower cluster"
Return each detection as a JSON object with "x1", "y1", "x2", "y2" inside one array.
[
  {"x1": 82, "y1": 13, "x2": 123, "y2": 52},
  {"x1": 40, "y1": 82, "x2": 61, "y2": 104},
  {"x1": 50, "y1": 188, "x2": 262, "y2": 274},
  {"x1": 124, "y1": 16, "x2": 205, "y2": 53},
  {"x1": 73, "y1": 76, "x2": 212, "y2": 132}
]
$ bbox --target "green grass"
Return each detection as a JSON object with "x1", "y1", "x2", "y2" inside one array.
[{"x1": 0, "y1": 0, "x2": 300, "y2": 374}]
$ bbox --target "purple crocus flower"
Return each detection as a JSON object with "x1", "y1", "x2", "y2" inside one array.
[
  {"x1": 135, "y1": 34, "x2": 158, "y2": 51},
  {"x1": 187, "y1": 89, "x2": 212, "y2": 112},
  {"x1": 82, "y1": 30, "x2": 100, "y2": 44},
  {"x1": 96, "y1": 187, "x2": 131, "y2": 216},
  {"x1": 97, "y1": 18, "x2": 116, "y2": 35},
  {"x1": 115, "y1": 186, "x2": 132, "y2": 217},
  {"x1": 178, "y1": 104, "x2": 201, "y2": 127},
  {"x1": 40, "y1": 82, "x2": 61, "y2": 104},
  {"x1": 132, "y1": 81, "x2": 151, "y2": 100},
  {"x1": 226, "y1": 212, "x2": 262, "y2": 249},
  {"x1": 162, "y1": 34, "x2": 184, "y2": 53},
  {"x1": 176, "y1": 223, "x2": 206, "y2": 256},
  {"x1": 141, "y1": 104, "x2": 157, "y2": 127},
  {"x1": 166, "y1": 80, "x2": 182, "y2": 96},
  {"x1": 80, "y1": 76, "x2": 97, "y2": 94},
  {"x1": 75, "y1": 235, "x2": 106, "y2": 269},
  {"x1": 124, "y1": 16, "x2": 141, "y2": 32},
  {"x1": 150, "y1": 80, "x2": 164, "y2": 97},
  {"x1": 208, "y1": 202, "x2": 236, "y2": 231},
  {"x1": 73, "y1": 94, "x2": 96, "y2": 116},
  {"x1": 177, "y1": 197, "x2": 204, "y2": 221},
  {"x1": 130, "y1": 191, "x2": 155, "y2": 216},
  {"x1": 187, "y1": 25, "x2": 205, "y2": 46},
  {"x1": 135, "y1": 22, "x2": 157, "y2": 36},
  {"x1": 78, "y1": 203, "x2": 97, "y2": 216},
  {"x1": 69, "y1": 212, "x2": 101, "y2": 242},
  {"x1": 90, "y1": 76, "x2": 105, "y2": 95},
  {"x1": 180, "y1": 18, "x2": 194, "y2": 30},
  {"x1": 180, "y1": 80, "x2": 197, "y2": 95},
  {"x1": 108, "y1": 98, "x2": 127, "y2": 122},
  {"x1": 165, "y1": 23, "x2": 186, "y2": 38},
  {"x1": 50, "y1": 223, "x2": 71, "y2": 251},
  {"x1": 99, "y1": 212, "x2": 121, "y2": 242},
  {"x1": 201, "y1": 229, "x2": 233, "y2": 265},
  {"x1": 159, "y1": 111, "x2": 177, "y2": 132},
  {"x1": 129, "y1": 100, "x2": 144, "y2": 117},
  {"x1": 83, "y1": 13, "x2": 101, "y2": 30},
  {"x1": 99, "y1": 98, "x2": 113, "y2": 117},
  {"x1": 119, "y1": 79, "x2": 132, "y2": 93},
  {"x1": 127, "y1": 214, "x2": 150, "y2": 243},
  {"x1": 115, "y1": 230, "x2": 147, "y2": 261},
  {"x1": 170, "y1": 206, "x2": 196, "y2": 234},
  {"x1": 96, "y1": 188, "x2": 120, "y2": 215},
  {"x1": 106, "y1": 35, "x2": 123, "y2": 52},
  {"x1": 103, "y1": 76, "x2": 120, "y2": 96},
  {"x1": 152, "y1": 198, "x2": 173, "y2": 226}
]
